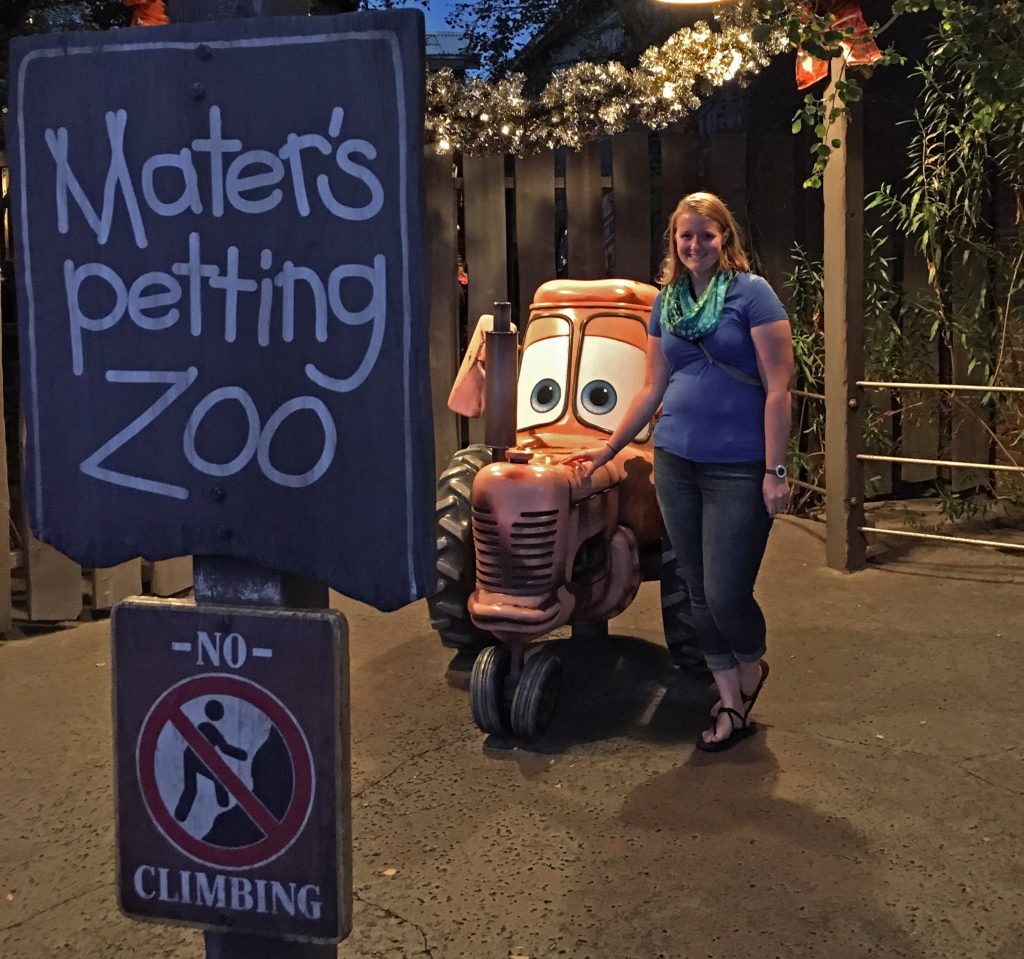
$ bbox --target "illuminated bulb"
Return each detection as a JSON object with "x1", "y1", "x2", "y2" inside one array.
[
  {"x1": 480, "y1": 112, "x2": 490, "y2": 121},
  {"x1": 439, "y1": 138, "x2": 450, "y2": 152},
  {"x1": 501, "y1": 124, "x2": 510, "y2": 135},
  {"x1": 662, "y1": 81, "x2": 675, "y2": 98}
]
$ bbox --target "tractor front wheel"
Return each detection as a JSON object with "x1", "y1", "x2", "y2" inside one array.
[{"x1": 470, "y1": 644, "x2": 512, "y2": 735}]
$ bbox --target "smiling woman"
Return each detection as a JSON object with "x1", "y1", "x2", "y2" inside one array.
[{"x1": 565, "y1": 192, "x2": 793, "y2": 753}]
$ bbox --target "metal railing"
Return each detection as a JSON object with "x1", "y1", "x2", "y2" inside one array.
[
  {"x1": 790, "y1": 386, "x2": 826, "y2": 496},
  {"x1": 854, "y1": 380, "x2": 1024, "y2": 555}
]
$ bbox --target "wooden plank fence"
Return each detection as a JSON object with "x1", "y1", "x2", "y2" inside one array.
[
  {"x1": 0, "y1": 102, "x2": 983, "y2": 629},
  {"x1": 428, "y1": 117, "x2": 802, "y2": 470}
]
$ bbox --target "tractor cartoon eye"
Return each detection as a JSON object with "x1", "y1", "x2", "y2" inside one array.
[
  {"x1": 580, "y1": 380, "x2": 617, "y2": 415},
  {"x1": 575, "y1": 333, "x2": 650, "y2": 441},
  {"x1": 531, "y1": 379, "x2": 562, "y2": 413},
  {"x1": 517, "y1": 325, "x2": 570, "y2": 429}
]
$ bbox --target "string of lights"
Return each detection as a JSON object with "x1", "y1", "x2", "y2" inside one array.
[{"x1": 426, "y1": 16, "x2": 788, "y2": 156}]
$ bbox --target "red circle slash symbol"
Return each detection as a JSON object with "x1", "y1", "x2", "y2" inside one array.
[{"x1": 136, "y1": 673, "x2": 315, "y2": 870}]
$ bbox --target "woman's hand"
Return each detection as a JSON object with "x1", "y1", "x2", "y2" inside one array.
[
  {"x1": 763, "y1": 473, "x2": 790, "y2": 518},
  {"x1": 562, "y1": 444, "x2": 617, "y2": 479}
]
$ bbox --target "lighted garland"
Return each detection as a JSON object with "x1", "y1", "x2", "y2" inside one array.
[{"x1": 426, "y1": 18, "x2": 788, "y2": 156}]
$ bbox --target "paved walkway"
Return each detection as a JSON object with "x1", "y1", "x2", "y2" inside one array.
[{"x1": 2, "y1": 516, "x2": 1023, "y2": 958}]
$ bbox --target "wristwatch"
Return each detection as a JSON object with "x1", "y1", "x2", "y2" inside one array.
[{"x1": 765, "y1": 464, "x2": 787, "y2": 479}]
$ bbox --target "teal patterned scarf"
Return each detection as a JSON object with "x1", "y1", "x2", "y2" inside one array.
[{"x1": 661, "y1": 271, "x2": 734, "y2": 340}]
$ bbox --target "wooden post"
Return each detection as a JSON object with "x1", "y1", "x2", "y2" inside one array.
[
  {"x1": 161, "y1": 10, "x2": 337, "y2": 959},
  {"x1": 192, "y1": 558, "x2": 334, "y2": 959},
  {"x1": 823, "y1": 58, "x2": 867, "y2": 571}
]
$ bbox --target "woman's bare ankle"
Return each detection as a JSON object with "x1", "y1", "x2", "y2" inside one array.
[{"x1": 738, "y1": 659, "x2": 763, "y2": 695}]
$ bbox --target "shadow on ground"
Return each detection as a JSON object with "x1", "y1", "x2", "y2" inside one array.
[{"x1": 446, "y1": 633, "x2": 719, "y2": 756}]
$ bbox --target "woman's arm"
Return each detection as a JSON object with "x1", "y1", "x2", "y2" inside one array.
[
  {"x1": 563, "y1": 335, "x2": 670, "y2": 477},
  {"x1": 751, "y1": 319, "x2": 794, "y2": 517}
]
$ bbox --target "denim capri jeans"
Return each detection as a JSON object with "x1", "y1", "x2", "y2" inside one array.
[{"x1": 654, "y1": 447, "x2": 773, "y2": 672}]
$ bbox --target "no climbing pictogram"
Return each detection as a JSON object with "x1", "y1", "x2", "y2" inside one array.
[{"x1": 136, "y1": 674, "x2": 315, "y2": 871}]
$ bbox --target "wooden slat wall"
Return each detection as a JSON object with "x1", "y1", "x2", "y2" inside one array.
[
  {"x1": 0, "y1": 339, "x2": 8, "y2": 634},
  {"x1": 898, "y1": 246, "x2": 939, "y2": 484},
  {"x1": 949, "y1": 257, "x2": 994, "y2": 492},
  {"x1": 464, "y1": 154, "x2": 509, "y2": 325},
  {"x1": 1, "y1": 114, "x2": 998, "y2": 631},
  {"x1": 708, "y1": 132, "x2": 748, "y2": 231},
  {"x1": 515, "y1": 152, "x2": 556, "y2": 325},
  {"x1": 424, "y1": 150, "x2": 461, "y2": 475},
  {"x1": 747, "y1": 133, "x2": 798, "y2": 294},
  {"x1": 92, "y1": 559, "x2": 142, "y2": 611},
  {"x1": 463, "y1": 154, "x2": 508, "y2": 445},
  {"x1": 22, "y1": 521, "x2": 82, "y2": 621},
  {"x1": 612, "y1": 132, "x2": 653, "y2": 284},
  {"x1": 18, "y1": 413, "x2": 82, "y2": 621},
  {"x1": 565, "y1": 142, "x2": 604, "y2": 278},
  {"x1": 149, "y1": 557, "x2": 193, "y2": 596},
  {"x1": 660, "y1": 124, "x2": 700, "y2": 222}
]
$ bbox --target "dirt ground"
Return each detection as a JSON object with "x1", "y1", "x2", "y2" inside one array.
[{"x1": 2, "y1": 514, "x2": 1023, "y2": 959}]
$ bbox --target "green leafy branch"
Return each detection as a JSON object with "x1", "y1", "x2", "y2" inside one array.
[{"x1": 778, "y1": 0, "x2": 942, "y2": 188}]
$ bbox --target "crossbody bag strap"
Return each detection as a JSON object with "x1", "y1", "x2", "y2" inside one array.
[{"x1": 696, "y1": 339, "x2": 764, "y2": 389}]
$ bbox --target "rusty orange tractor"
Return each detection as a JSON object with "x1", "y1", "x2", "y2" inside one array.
[{"x1": 427, "y1": 279, "x2": 700, "y2": 738}]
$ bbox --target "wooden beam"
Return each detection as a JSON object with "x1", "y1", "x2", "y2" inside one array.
[{"x1": 823, "y1": 58, "x2": 867, "y2": 572}]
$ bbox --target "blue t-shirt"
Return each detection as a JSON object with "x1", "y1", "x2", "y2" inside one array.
[{"x1": 649, "y1": 272, "x2": 787, "y2": 462}]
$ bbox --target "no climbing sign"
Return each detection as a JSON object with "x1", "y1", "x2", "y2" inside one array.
[{"x1": 112, "y1": 599, "x2": 350, "y2": 942}]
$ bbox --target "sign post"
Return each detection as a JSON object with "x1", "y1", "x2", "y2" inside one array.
[{"x1": 8, "y1": 3, "x2": 433, "y2": 957}]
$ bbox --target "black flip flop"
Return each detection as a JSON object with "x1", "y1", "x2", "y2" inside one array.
[
  {"x1": 742, "y1": 660, "x2": 770, "y2": 718},
  {"x1": 696, "y1": 706, "x2": 756, "y2": 753},
  {"x1": 710, "y1": 659, "x2": 770, "y2": 718}
]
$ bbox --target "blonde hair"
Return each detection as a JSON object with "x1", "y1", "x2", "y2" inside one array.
[{"x1": 658, "y1": 192, "x2": 749, "y2": 285}]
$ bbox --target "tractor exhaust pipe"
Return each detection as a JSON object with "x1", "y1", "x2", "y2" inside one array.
[{"x1": 485, "y1": 301, "x2": 517, "y2": 461}]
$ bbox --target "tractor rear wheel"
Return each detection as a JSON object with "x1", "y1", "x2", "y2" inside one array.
[{"x1": 427, "y1": 444, "x2": 494, "y2": 651}]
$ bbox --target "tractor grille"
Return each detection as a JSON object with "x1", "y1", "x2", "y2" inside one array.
[{"x1": 472, "y1": 506, "x2": 559, "y2": 594}]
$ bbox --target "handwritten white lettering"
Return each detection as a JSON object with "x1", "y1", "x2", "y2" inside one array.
[
  {"x1": 46, "y1": 104, "x2": 383, "y2": 243},
  {"x1": 81, "y1": 371, "x2": 342, "y2": 499},
  {"x1": 48, "y1": 101, "x2": 390, "y2": 498},
  {"x1": 65, "y1": 237, "x2": 386, "y2": 375}
]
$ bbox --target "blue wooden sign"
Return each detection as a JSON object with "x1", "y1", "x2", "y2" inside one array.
[{"x1": 8, "y1": 11, "x2": 434, "y2": 610}]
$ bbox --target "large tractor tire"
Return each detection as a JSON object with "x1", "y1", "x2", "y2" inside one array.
[
  {"x1": 427, "y1": 444, "x2": 494, "y2": 651},
  {"x1": 660, "y1": 535, "x2": 708, "y2": 676}
]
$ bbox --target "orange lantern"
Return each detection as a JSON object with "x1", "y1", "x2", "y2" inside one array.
[
  {"x1": 796, "y1": 1, "x2": 882, "y2": 89},
  {"x1": 122, "y1": 0, "x2": 169, "y2": 27}
]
